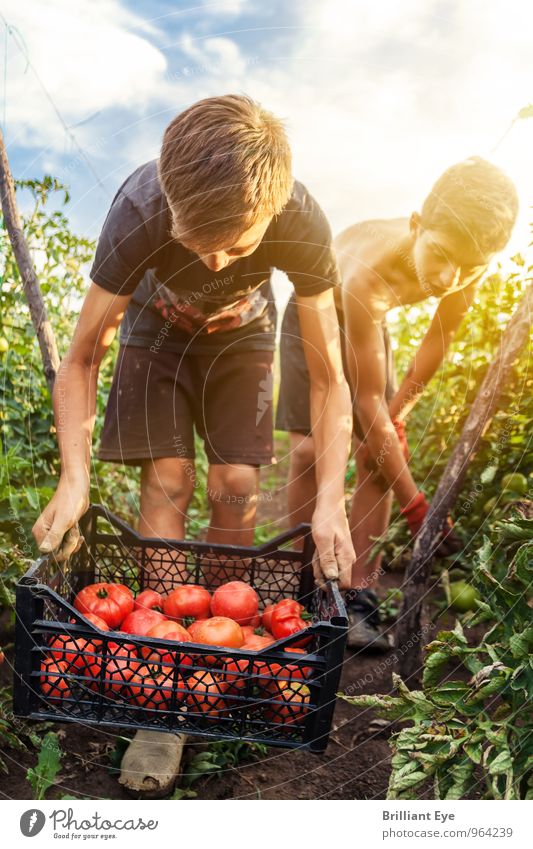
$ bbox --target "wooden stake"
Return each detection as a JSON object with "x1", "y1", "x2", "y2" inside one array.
[
  {"x1": 396, "y1": 282, "x2": 532, "y2": 681},
  {"x1": 0, "y1": 127, "x2": 60, "y2": 392}
]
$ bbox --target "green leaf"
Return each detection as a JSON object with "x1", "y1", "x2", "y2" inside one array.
[
  {"x1": 488, "y1": 749, "x2": 513, "y2": 775},
  {"x1": 26, "y1": 732, "x2": 62, "y2": 800}
]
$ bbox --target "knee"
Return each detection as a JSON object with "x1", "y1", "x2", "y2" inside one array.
[
  {"x1": 141, "y1": 459, "x2": 195, "y2": 506},
  {"x1": 207, "y1": 464, "x2": 258, "y2": 509},
  {"x1": 290, "y1": 436, "x2": 315, "y2": 474}
]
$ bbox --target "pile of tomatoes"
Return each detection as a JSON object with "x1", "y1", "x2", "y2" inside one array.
[{"x1": 39, "y1": 580, "x2": 314, "y2": 727}]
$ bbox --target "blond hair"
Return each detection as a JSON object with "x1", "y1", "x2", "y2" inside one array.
[
  {"x1": 158, "y1": 95, "x2": 293, "y2": 251},
  {"x1": 421, "y1": 157, "x2": 518, "y2": 257}
]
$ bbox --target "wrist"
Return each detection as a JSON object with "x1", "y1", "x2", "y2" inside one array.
[{"x1": 59, "y1": 469, "x2": 90, "y2": 492}]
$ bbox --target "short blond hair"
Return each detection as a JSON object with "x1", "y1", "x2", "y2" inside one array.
[
  {"x1": 158, "y1": 95, "x2": 293, "y2": 251},
  {"x1": 421, "y1": 157, "x2": 518, "y2": 257}
]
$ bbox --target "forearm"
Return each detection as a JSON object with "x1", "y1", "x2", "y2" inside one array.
[
  {"x1": 310, "y1": 378, "x2": 352, "y2": 508},
  {"x1": 53, "y1": 356, "x2": 98, "y2": 488},
  {"x1": 358, "y1": 400, "x2": 418, "y2": 507}
]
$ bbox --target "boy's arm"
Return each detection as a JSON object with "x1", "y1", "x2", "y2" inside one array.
[
  {"x1": 32, "y1": 283, "x2": 131, "y2": 559},
  {"x1": 296, "y1": 289, "x2": 355, "y2": 588},
  {"x1": 389, "y1": 280, "x2": 480, "y2": 420},
  {"x1": 342, "y1": 278, "x2": 418, "y2": 508}
]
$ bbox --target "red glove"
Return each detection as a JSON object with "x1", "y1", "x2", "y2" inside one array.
[{"x1": 401, "y1": 491, "x2": 462, "y2": 558}]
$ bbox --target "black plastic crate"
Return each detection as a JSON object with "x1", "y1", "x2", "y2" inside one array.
[{"x1": 14, "y1": 504, "x2": 347, "y2": 752}]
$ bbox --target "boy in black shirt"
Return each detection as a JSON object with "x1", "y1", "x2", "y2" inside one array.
[{"x1": 33, "y1": 95, "x2": 355, "y2": 589}]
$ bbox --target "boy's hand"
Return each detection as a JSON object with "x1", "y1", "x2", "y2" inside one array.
[
  {"x1": 32, "y1": 479, "x2": 89, "y2": 562},
  {"x1": 311, "y1": 503, "x2": 354, "y2": 590},
  {"x1": 400, "y1": 491, "x2": 462, "y2": 558}
]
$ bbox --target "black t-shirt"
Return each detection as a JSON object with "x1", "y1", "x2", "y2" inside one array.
[{"x1": 90, "y1": 160, "x2": 340, "y2": 354}]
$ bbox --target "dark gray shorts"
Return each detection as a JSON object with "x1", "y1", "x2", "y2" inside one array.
[
  {"x1": 275, "y1": 294, "x2": 397, "y2": 439},
  {"x1": 98, "y1": 345, "x2": 275, "y2": 466}
]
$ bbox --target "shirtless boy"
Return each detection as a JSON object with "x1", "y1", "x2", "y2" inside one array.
[{"x1": 277, "y1": 157, "x2": 518, "y2": 649}]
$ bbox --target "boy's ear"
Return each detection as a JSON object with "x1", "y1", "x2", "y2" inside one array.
[{"x1": 409, "y1": 212, "x2": 421, "y2": 238}]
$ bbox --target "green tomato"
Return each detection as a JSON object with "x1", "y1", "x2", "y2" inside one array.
[
  {"x1": 500, "y1": 473, "x2": 528, "y2": 495},
  {"x1": 0, "y1": 338, "x2": 8, "y2": 354},
  {"x1": 449, "y1": 581, "x2": 479, "y2": 613},
  {"x1": 483, "y1": 496, "x2": 499, "y2": 515}
]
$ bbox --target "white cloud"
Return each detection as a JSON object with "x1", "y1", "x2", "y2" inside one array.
[
  {"x1": 5, "y1": 0, "x2": 533, "y2": 263},
  {"x1": 1, "y1": 0, "x2": 168, "y2": 149}
]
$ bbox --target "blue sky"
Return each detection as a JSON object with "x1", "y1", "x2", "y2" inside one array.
[{"x1": 1, "y1": 0, "x2": 532, "y2": 267}]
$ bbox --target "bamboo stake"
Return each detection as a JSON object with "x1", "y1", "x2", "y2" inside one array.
[{"x1": 0, "y1": 127, "x2": 60, "y2": 391}]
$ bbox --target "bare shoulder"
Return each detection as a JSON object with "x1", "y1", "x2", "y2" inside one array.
[{"x1": 335, "y1": 219, "x2": 408, "y2": 310}]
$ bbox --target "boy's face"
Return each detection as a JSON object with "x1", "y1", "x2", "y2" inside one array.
[
  {"x1": 410, "y1": 213, "x2": 490, "y2": 297},
  {"x1": 176, "y1": 215, "x2": 273, "y2": 273}
]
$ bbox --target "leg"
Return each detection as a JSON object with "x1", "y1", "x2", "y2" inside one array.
[
  {"x1": 348, "y1": 438, "x2": 393, "y2": 590},
  {"x1": 206, "y1": 463, "x2": 260, "y2": 546},
  {"x1": 139, "y1": 457, "x2": 195, "y2": 589},
  {"x1": 205, "y1": 463, "x2": 260, "y2": 584},
  {"x1": 286, "y1": 432, "x2": 317, "y2": 549}
]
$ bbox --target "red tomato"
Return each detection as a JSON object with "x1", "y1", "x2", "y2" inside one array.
[
  {"x1": 257, "y1": 648, "x2": 313, "y2": 695},
  {"x1": 47, "y1": 634, "x2": 96, "y2": 672},
  {"x1": 140, "y1": 621, "x2": 193, "y2": 666},
  {"x1": 83, "y1": 642, "x2": 140, "y2": 696},
  {"x1": 0, "y1": 650, "x2": 4, "y2": 665},
  {"x1": 262, "y1": 600, "x2": 302, "y2": 631},
  {"x1": 120, "y1": 608, "x2": 166, "y2": 636},
  {"x1": 73, "y1": 612, "x2": 109, "y2": 632},
  {"x1": 270, "y1": 606, "x2": 310, "y2": 648},
  {"x1": 40, "y1": 659, "x2": 71, "y2": 699},
  {"x1": 185, "y1": 671, "x2": 228, "y2": 717},
  {"x1": 264, "y1": 681, "x2": 311, "y2": 725},
  {"x1": 74, "y1": 583, "x2": 134, "y2": 629},
  {"x1": 191, "y1": 617, "x2": 244, "y2": 649},
  {"x1": 134, "y1": 589, "x2": 164, "y2": 613},
  {"x1": 210, "y1": 581, "x2": 259, "y2": 626},
  {"x1": 127, "y1": 663, "x2": 183, "y2": 711},
  {"x1": 163, "y1": 586, "x2": 212, "y2": 624},
  {"x1": 243, "y1": 634, "x2": 275, "y2": 651}
]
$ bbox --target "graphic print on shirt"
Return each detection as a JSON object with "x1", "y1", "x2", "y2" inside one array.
[{"x1": 151, "y1": 282, "x2": 270, "y2": 335}]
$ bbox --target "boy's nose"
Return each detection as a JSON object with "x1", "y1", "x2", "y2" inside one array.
[{"x1": 204, "y1": 253, "x2": 229, "y2": 272}]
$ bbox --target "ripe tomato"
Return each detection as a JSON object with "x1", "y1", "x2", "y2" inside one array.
[
  {"x1": 47, "y1": 634, "x2": 96, "y2": 672},
  {"x1": 270, "y1": 606, "x2": 310, "y2": 648},
  {"x1": 84, "y1": 642, "x2": 140, "y2": 696},
  {"x1": 127, "y1": 662, "x2": 183, "y2": 711},
  {"x1": 257, "y1": 648, "x2": 313, "y2": 696},
  {"x1": 120, "y1": 608, "x2": 166, "y2": 636},
  {"x1": 243, "y1": 634, "x2": 275, "y2": 651},
  {"x1": 210, "y1": 581, "x2": 259, "y2": 626},
  {"x1": 185, "y1": 671, "x2": 228, "y2": 717},
  {"x1": 264, "y1": 681, "x2": 311, "y2": 725},
  {"x1": 134, "y1": 589, "x2": 164, "y2": 613},
  {"x1": 140, "y1": 620, "x2": 193, "y2": 666},
  {"x1": 262, "y1": 600, "x2": 303, "y2": 632},
  {"x1": 163, "y1": 586, "x2": 212, "y2": 624},
  {"x1": 40, "y1": 659, "x2": 71, "y2": 699},
  {"x1": 190, "y1": 617, "x2": 244, "y2": 649},
  {"x1": 74, "y1": 583, "x2": 134, "y2": 629}
]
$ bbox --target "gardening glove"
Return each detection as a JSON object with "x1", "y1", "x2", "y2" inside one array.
[{"x1": 401, "y1": 491, "x2": 462, "y2": 558}]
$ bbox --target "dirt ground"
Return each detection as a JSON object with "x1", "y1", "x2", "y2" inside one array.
[{"x1": 0, "y1": 446, "x2": 409, "y2": 801}]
